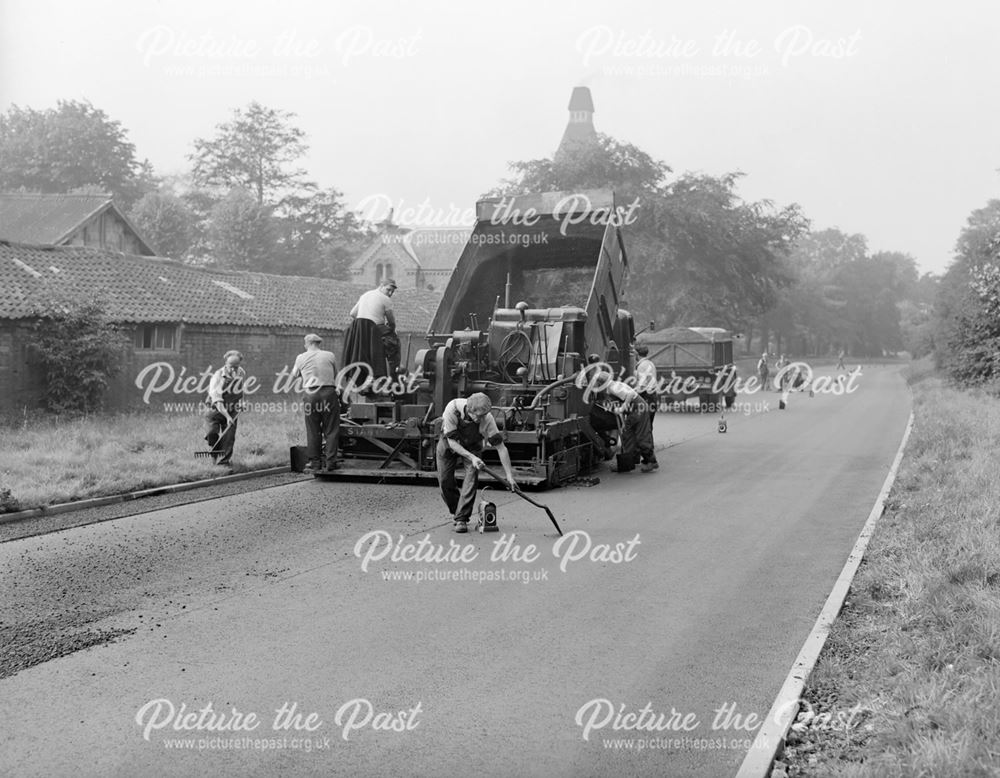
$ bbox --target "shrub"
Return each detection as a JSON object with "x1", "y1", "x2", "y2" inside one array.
[{"x1": 27, "y1": 299, "x2": 128, "y2": 414}]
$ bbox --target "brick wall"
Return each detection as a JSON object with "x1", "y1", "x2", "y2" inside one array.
[
  {"x1": 0, "y1": 321, "x2": 43, "y2": 416},
  {"x1": 0, "y1": 321, "x2": 430, "y2": 416}
]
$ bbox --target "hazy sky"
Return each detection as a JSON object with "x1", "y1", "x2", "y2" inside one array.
[{"x1": 2, "y1": 0, "x2": 998, "y2": 275}]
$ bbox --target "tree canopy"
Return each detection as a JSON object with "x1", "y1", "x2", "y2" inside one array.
[
  {"x1": 190, "y1": 101, "x2": 314, "y2": 206},
  {"x1": 492, "y1": 133, "x2": 807, "y2": 335},
  {"x1": 934, "y1": 199, "x2": 1000, "y2": 385},
  {"x1": 0, "y1": 100, "x2": 154, "y2": 208}
]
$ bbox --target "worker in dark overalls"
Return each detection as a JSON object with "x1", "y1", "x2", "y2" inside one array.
[
  {"x1": 436, "y1": 392, "x2": 518, "y2": 533},
  {"x1": 205, "y1": 350, "x2": 246, "y2": 466},
  {"x1": 586, "y1": 354, "x2": 657, "y2": 472}
]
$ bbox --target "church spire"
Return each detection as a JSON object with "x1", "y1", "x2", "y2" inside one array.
[{"x1": 555, "y1": 86, "x2": 598, "y2": 161}]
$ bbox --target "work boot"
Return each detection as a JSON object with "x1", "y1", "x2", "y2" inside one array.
[
  {"x1": 641, "y1": 461, "x2": 659, "y2": 472},
  {"x1": 453, "y1": 520, "x2": 469, "y2": 533}
]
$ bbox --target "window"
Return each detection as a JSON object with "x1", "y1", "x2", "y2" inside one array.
[{"x1": 134, "y1": 324, "x2": 178, "y2": 350}]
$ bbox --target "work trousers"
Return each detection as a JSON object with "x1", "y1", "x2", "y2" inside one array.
[
  {"x1": 206, "y1": 410, "x2": 238, "y2": 465},
  {"x1": 436, "y1": 439, "x2": 481, "y2": 522},
  {"x1": 303, "y1": 386, "x2": 341, "y2": 468},
  {"x1": 622, "y1": 409, "x2": 657, "y2": 465}
]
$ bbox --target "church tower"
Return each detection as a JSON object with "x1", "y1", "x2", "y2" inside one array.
[{"x1": 555, "y1": 86, "x2": 598, "y2": 161}]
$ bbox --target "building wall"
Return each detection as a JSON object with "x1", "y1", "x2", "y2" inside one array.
[
  {"x1": 351, "y1": 257, "x2": 420, "y2": 289},
  {"x1": 0, "y1": 321, "x2": 42, "y2": 416},
  {"x1": 0, "y1": 321, "x2": 430, "y2": 417},
  {"x1": 65, "y1": 211, "x2": 150, "y2": 256}
]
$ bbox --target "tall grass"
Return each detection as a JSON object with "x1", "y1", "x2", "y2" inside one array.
[
  {"x1": 0, "y1": 408, "x2": 304, "y2": 512},
  {"x1": 782, "y1": 366, "x2": 1000, "y2": 777}
]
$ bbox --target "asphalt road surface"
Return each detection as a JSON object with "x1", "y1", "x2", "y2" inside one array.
[{"x1": 0, "y1": 366, "x2": 911, "y2": 778}]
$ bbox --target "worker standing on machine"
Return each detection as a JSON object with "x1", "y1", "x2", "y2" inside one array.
[
  {"x1": 342, "y1": 278, "x2": 397, "y2": 389},
  {"x1": 437, "y1": 392, "x2": 519, "y2": 533}
]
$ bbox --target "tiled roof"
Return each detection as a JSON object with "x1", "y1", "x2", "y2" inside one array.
[
  {"x1": 0, "y1": 192, "x2": 157, "y2": 255},
  {"x1": 403, "y1": 229, "x2": 470, "y2": 271},
  {"x1": 351, "y1": 230, "x2": 419, "y2": 270},
  {"x1": 1, "y1": 193, "x2": 106, "y2": 242},
  {"x1": 0, "y1": 242, "x2": 442, "y2": 332}
]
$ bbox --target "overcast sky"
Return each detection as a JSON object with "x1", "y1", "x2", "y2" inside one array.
[{"x1": 2, "y1": 0, "x2": 998, "y2": 275}]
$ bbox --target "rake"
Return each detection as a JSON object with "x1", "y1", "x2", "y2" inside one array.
[{"x1": 195, "y1": 416, "x2": 236, "y2": 459}]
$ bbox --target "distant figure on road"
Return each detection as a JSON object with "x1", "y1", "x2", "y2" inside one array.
[
  {"x1": 205, "y1": 350, "x2": 246, "y2": 466},
  {"x1": 776, "y1": 354, "x2": 789, "y2": 391},
  {"x1": 436, "y1": 393, "x2": 518, "y2": 533},
  {"x1": 757, "y1": 353, "x2": 770, "y2": 392},
  {"x1": 343, "y1": 279, "x2": 397, "y2": 389},
  {"x1": 836, "y1": 349, "x2": 846, "y2": 370},
  {"x1": 291, "y1": 333, "x2": 340, "y2": 472}
]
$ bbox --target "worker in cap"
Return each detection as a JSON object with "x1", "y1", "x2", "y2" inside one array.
[
  {"x1": 437, "y1": 392, "x2": 518, "y2": 533},
  {"x1": 291, "y1": 333, "x2": 341, "y2": 471}
]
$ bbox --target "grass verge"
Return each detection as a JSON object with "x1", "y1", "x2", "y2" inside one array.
[
  {"x1": 778, "y1": 358, "x2": 1000, "y2": 777},
  {"x1": 0, "y1": 408, "x2": 303, "y2": 512}
]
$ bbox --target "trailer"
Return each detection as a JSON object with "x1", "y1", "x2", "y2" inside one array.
[{"x1": 636, "y1": 326, "x2": 738, "y2": 410}]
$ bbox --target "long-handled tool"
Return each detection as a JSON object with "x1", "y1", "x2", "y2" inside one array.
[
  {"x1": 480, "y1": 466, "x2": 563, "y2": 536},
  {"x1": 195, "y1": 415, "x2": 237, "y2": 459}
]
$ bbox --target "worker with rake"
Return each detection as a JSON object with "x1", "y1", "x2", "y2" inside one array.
[{"x1": 204, "y1": 350, "x2": 246, "y2": 466}]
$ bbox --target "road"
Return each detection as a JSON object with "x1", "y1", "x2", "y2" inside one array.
[{"x1": 0, "y1": 366, "x2": 911, "y2": 777}]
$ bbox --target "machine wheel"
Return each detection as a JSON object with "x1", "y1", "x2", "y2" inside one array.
[{"x1": 724, "y1": 392, "x2": 736, "y2": 409}]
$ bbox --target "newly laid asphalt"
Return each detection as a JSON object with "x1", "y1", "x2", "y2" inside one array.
[{"x1": 0, "y1": 367, "x2": 911, "y2": 777}]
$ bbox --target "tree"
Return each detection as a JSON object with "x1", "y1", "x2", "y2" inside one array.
[
  {"x1": 190, "y1": 102, "x2": 314, "y2": 206},
  {"x1": 0, "y1": 100, "x2": 155, "y2": 208},
  {"x1": 271, "y1": 187, "x2": 369, "y2": 276},
  {"x1": 208, "y1": 188, "x2": 278, "y2": 271},
  {"x1": 188, "y1": 103, "x2": 366, "y2": 276},
  {"x1": 774, "y1": 229, "x2": 870, "y2": 355},
  {"x1": 935, "y1": 199, "x2": 1000, "y2": 384},
  {"x1": 128, "y1": 191, "x2": 200, "y2": 259},
  {"x1": 647, "y1": 172, "x2": 805, "y2": 333},
  {"x1": 833, "y1": 255, "x2": 905, "y2": 356},
  {"x1": 491, "y1": 134, "x2": 805, "y2": 332},
  {"x1": 27, "y1": 299, "x2": 127, "y2": 414}
]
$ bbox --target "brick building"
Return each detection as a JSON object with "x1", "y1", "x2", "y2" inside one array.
[
  {"x1": 0, "y1": 242, "x2": 442, "y2": 414},
  {"x1": 0, "y1": 192, "x2": 157, "y2": 255},
  {"x1": 351, "y1": 220, "x2": 469, "y2": 292}
]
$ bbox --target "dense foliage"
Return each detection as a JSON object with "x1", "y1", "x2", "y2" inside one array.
[{"x1": 27, "y1": 300, "x2": 128, "y2": 414}]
